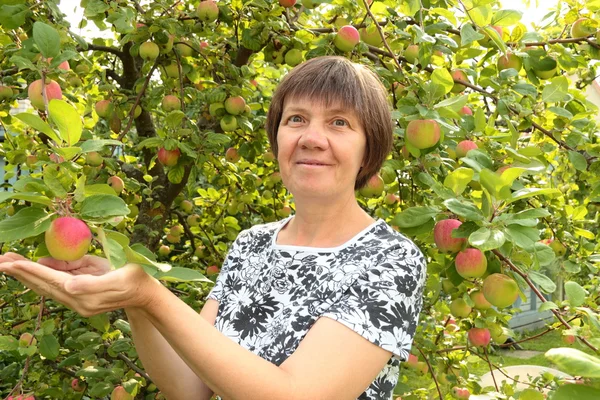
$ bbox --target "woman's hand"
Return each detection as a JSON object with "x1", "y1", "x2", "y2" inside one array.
[{"x1": 0, "y1": 252, "x2": 156, "y2": 317}]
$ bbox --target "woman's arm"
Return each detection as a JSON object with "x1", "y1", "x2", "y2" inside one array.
[{"x1": 124, "y1": 300, "x2": 218, "y2": 400}]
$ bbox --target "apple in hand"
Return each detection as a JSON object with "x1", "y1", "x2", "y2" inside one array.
[{"x1": 45, "y1": 217, "x2": 93, "y2": 262}]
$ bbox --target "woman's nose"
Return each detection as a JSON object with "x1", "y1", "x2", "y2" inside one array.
[{"x1": 298, "y1": 123, "x2": 328, "y2": 150}]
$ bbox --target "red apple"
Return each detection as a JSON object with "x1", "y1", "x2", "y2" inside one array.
[
  {"x1": 434, "y1": 219, "x2": 466, "y2": 253},
  {"x1": 224, "y1": 96, "x2": 246, "y2": 115},
  {"x1": 28, "y1": 79, "x2": 63, "y2": 110},
  {"x1": 225, "y1": 147, "x2": 240, "y2": 163},
  {"x1": 359, "y1": 174, "x2": 385, "y2": 198},
  {"x1": 95, "y1": 100, "x2": 113, "y2": 118},
  {"x1": 279, "y1": 0, "x2": 296, "y2": 7},
  {"x1": 405, "y1": 119, "x2": 440, "y2": 149},
  {"x1": 19, "y1": 332, "x2": 37, "y2": 346},
  {"x1": 107, "y1": 176, "x2": 125, "y2": 194},
  {"x1": 71, "y1": 378, "x2": 85, "y2": 392},
  {"x1": 162, "y1": 95, "x2": 181, "y2": 112},
  {"x1": 158, "y1": 245, "x2": 171, "y2": 257},
  {"x1": 157, "y1": 147, "x2": 181, "y2": 167},
  {"x1": 468, "y1": 327, "x2": 491, "y2": 347},
  {"x1": 206, "y1": 265, "x2": 220, "y2": 275},
  {"x1": 452, "y1": 386, "x2": 471, "y2": 399},
  {"x1": 451, "y1": 70, "x2": 469, "y2": 93},
  {"x1": 45, "y1": 217, "x2": 92, "y2": 262},
  {"x1": 497, "y1": 52, "x2": 522, "y2": 72},
  {"x1": 334, "y1": 25, "x2": 360, "y2": 52},
  {"x1": 456, "y1": 140, "x2": 478, "y2": 158},
  {"x1": 110, "y1": 385, "x2": 133, "y2": 400},
  {"x1": 455, "y1": 248, "x2": 487, "y2": 279},
  {"x1": 482, "y1": 273, "x2": 519, "y2": 308},
  {"x1": 562, "y1": 334, "x2": 576, "y2": 345},
  {"x1": 458, "y1": 106, "x2": 472, "y2": 116}
]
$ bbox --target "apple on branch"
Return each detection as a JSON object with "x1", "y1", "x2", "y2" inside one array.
[
  {"x1": 334, "y1": 25, "x2": 360, "y2": 52},
  {"x1": 157, "y1": 147, "x2": 181, "y2": 167},
  {"x1": 433, "y1": 219, "x2": 466, "y2": 253},
  {"x1": 405, "y1": 119, "x2": 440, "y2": 149}
]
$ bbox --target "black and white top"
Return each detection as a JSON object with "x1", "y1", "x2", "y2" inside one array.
[{"x1": 207, "y1": 216, "x2": 427, "y2": 400}]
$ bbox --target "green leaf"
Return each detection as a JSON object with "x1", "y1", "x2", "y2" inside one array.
[
  {"x1": 392, "y1": 206, "x2": 439, "y2": 228},
  {"x1": 538, "y1": 301, "x2": 559, "y2": 312},
  {"x1": 0, "y1": 336, "x2": 18, "y2": 351},
  {"x1": 0, "y1": 4, "x2": 30, "y2": 29},
  {"x1": 79, "y1": 139, "x2": 123, "y2": 153},
  {"x1": 10, "y1": 55, "x2": 37, "y2": 71},
  {"x1": 532, "y1": 242, "x2": 556, "y2": 266},
  {"x1": 154, "y1": 267, "x2": 212, "y2": 283},
  {"x1": 564, "y1": 281, "x2": 587, "y2": 307},
  {"x1": 0, "y1": 208, "x2": 52, "y2": 242},
  {"x1": 43, "y1": 166, "x2": 69, "y2": 198},
  {"x1": 80, "y1": 195, "x2": 130, "y2": 220},
  {"x1": 468, "y1": 227, "x2": 506, "y2": 251},
  {"x1": 15, "y1": 113, "x2": 62, "y2": 143},
  {"x1": 48, "y1": 100, "x2": 83, "y2": 146},
  {"x1": 529, "y1": 271, "x2": 556, "y2": 294},
  {"x1": 39, "y1": 334, "x2": 60, "y2": 360},
  {"x1": 443, "y1": 167, "x2": 473, "y2": 196},
  {"x1": 568, "y1": 151, "x2": 588, "y2": 172},
  {"x1": 542, "y1": 76, "x2": 569, "y2": 103},
  {"x1": 480, "y1": 168, "x2": 511, "y2": 199},
  {"x1": 573, "y1": 227, "x2": 595, "y2": 240},
  {"x1": 88, "y1": 313, "x2": 110, "y2": 333},
  {"x1": 511, "y1": 208, "x2": 551, "y2": 220},
  {"x1": 491, "y1": 9, "x2": 523, "y2": 26},
  {"x1": 168, "y1": 164, "x2": 185, "y2": 184},
  {"x1": 56, "y1": 146, "x2": 82, "y2": 161},
  {"x1": 460, "y1": 23, "x2": 485, "y2": 46},
  {"x1": 431, "y1": 69, "x2": 454, "y2": 95},
  {"x1": 124, "y1": 246, "x2": 171, "y2": 272},
  {"x1": 504, "y1": 225, "x2": 539, "y2": 249},
  {"x1": 0, "y1": 192, "x2": 52, "y2": 207},
  {"x1": 32, "y1": 21, "x2": 61, "y2": 59},
  {"x1": 434, "y1": 95, "x2": 468, "y2": 111},
  {"x1": 512, "y1": 83, "x2": 537, "y2": 96},
  {"x1": 505, "y1": 188, "x2": 561, "y2": 205},
  {"x1": 443, "y1": 199, "x2": 484, "y2": 221},
  {"x1": 552, "y1": 385, "x2": 600, "y2": 400},
  {"x1": 545, "y1": 348, "x2": 600, "y2": 378}
]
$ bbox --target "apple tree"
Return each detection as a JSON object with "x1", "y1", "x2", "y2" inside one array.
[{"x1": 0, "y1": 0, "x2": 599, "y2": 398}]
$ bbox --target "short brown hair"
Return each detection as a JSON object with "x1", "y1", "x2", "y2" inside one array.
[{"x1": 265, "y1": 56, "x2": 393, "y2": 189}]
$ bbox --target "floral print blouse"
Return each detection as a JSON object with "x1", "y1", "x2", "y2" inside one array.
[{"x1": 207, "y1": 216, "x2": 427, "y2": 399}]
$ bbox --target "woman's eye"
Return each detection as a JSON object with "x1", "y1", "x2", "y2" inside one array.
[
  {"x1": 333, "y1": 119, "x2": 348, "y2": 127},
  {"x1": 289, "y1": 115, "x2": 303, "y2": 123}
]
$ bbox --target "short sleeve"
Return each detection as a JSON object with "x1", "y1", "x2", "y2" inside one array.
[
  {"x1": 206, "y1": 229, "x2": 250, "y2": 302},
  {"x1": 320, "y1": 238, "x2": 426, "y2": 362}
]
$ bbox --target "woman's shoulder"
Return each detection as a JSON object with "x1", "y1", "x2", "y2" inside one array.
[{"x1": 367, "y1": 220, "x2": 423, "y2": 252}]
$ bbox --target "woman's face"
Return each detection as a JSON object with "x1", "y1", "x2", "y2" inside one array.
[{"x1": 276, "y1": 97, "x2": 366, "y2": 201}]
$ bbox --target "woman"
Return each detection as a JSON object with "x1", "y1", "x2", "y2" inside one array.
[{"x1": 0, "y1": 56, "x2": 426, "y2": 400}]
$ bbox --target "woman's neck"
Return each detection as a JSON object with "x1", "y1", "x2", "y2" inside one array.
[{"x1": 277, "y1": 194, "x2": 375, "y2": 248}]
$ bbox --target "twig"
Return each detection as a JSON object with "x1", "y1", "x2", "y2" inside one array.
[{"x1": 416, "y1": 346, "x2": 442, "y2": 400}]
